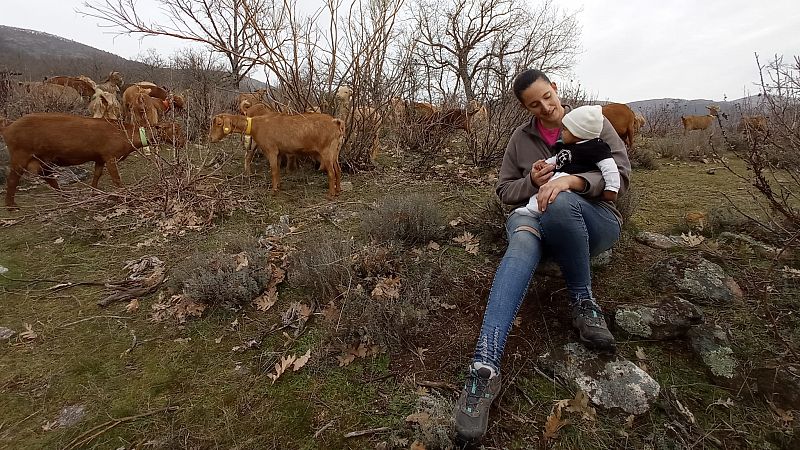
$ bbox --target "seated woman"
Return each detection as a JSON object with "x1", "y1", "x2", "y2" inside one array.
[{"x1": 453, "y1": 69, "x2": 631, "y2": 444}]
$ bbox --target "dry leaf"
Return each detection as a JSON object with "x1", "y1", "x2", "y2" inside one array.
[
  {"x1": 415, "y1": 347, "x2": 429, "y2": 364},
  {"x1": 405, "y1": 412, "x2": 431, "y2": 426},
  {"x1": 321, "y1": 301, "x2": 339, "y2": 323},
  {"x1": 680, "y1": 231, "x2": 705, "y2": 247},
  {"x1": 292, "y1": 349, "x2": 311, "y2": 371},
  {"x1": 409, "y1": 440, "x2": 427, "y2": 450},
  {"x1": 542, "y1": 407, "x2": 569, "y2": 441},
  {"x1": 624, "y1": 414, "x2": 635, "y2": 429},
  {"x1": 371, "y1": 275, "x2": 401, "y2": 300},
  {"x1": 635, "y1": 347, "x2": 648, "y2": 360},
  {"x1": 214, "y1": 336, "x2": 223, "y2": 344},
  {"x1": 268, "y1": 354, "x2": 297, "y2": 384},
  {"x1": 173, "y1": 337, "x2": 191, "y2": 344},
  {"x1": 125, "y1": 298, "x2": 140, "y2": 313},
  {"x1": 426, "y1": 241, "x2": 441, "y2": 251},
  {"x1": 452, "y1": 231, "x2": 475, "y2": 244},
  {"x1": 439, "y1": 302, "x2": 457, "y2": 310},
  {"x1": 253, "y1": 287, "x2": 278, "y2": 311},
  {"x1": 449, "y1": 217, "x2": 464, "y2": 227},
  {"x1": 464, "y1": 241, "x2": 479, "y2": 255},
  {"x1": 565, "y1": 390, "x2": 597, "y2": 421},
  {"x1": 53, "y1": 237, "x2": 64, "y2": 244},
  {"x1": 231, "y1": 339, "x2": 259, "y2": 352},
  {"x1": 234, "y1": 252, "x2": 249, "y2": 271},
  {"x1": 768, "y1": 401, "x2": 795, "y2": 427},
  {"x1": 20, "y1": 323, "x2": 38, "y2": 340}
]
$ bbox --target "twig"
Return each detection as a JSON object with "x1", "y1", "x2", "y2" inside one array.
[
  {"x1": 61, "y1": 406, "x2": 180, "y2": 450},
  {"x1": 364, "y1": 373, "x2": 396, "y2": 384},
  {"x1": 313, "y1": 419, "x2": 335, "y2": 439},
  {"x1": 59, "y1": 315, "x2": 131, "y2": 328},
  {"x1": 0, "y1": 274, "x2": 106, "y2": 286},
  {"x1": 343, "y1": 426, "x2": 391, "y2": 438},
  {"x1": 416, "y1": 380, "x2": 458, "y2": 391}
]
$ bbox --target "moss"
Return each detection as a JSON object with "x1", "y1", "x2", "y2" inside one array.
[{"x1": 615, "y1": 308, "x2": 654, "y2": 337}]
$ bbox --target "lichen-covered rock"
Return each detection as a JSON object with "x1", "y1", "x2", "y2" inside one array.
[
  {"x1": 614, "y1": 297, "x2": 703, "y2": 340},
  {"x1": 538, "y1": 343, "x2": 660, "y2": 415},
  {"x1": 651, "y1": 254, "x2": 743, "y2": 305},
  {"x1": 635, "y1": 231, "x2": 680, "y2": 249},
  {"x1": 754, "y1": 366, "x2": 800, "y2": 410},
  {"x1": 688, "y1": 324, "x2": 739, "y2": 380},
  {"x1": 538, "y1": 249, "x2": 613, "y2": 278}
]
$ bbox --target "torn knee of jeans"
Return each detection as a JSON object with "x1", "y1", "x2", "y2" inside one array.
[{"x1": 513, "y1": 225, "x2": 540, "y2": 239}]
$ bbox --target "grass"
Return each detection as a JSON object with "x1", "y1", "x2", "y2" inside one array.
[{"x1": 1, "y1": 139, "x2": 798, "y2": 449}]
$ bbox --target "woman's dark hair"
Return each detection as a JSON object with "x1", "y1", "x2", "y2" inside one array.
[{"x1": 512, "y1": 69, "x2": 550, "y2": 102}]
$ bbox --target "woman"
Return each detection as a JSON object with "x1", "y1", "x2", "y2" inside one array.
[{"x1": 454, "y1": 69, "x2": 631, "y2": 443}]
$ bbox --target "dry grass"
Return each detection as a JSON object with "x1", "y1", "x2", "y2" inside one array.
[{"x1": 360, "y1": 194, "x2": 446, "y2": 245}]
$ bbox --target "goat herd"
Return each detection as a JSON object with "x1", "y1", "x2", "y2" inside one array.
[{"x1": 0, "y1": 70, "x2": 769, "y2": 210}]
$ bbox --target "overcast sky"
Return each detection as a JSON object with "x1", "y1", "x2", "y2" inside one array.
[{"x1": 3, "y1": 0, "x2": 798, "y2": 103}]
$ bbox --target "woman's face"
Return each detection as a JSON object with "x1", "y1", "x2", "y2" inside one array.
[{"x1": 519, "y1": 79, "x2": 564, "y2": 125}]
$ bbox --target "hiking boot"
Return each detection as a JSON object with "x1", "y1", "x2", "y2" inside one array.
[
  {"x1": 572, "y1": 300, "x2": 616, "y2": 353},
  {"x1": 454, "y1": 363, "x2": 502, "y2": 444}
]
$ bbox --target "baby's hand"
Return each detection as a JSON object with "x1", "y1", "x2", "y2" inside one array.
[
  {"x1": 533, "y1": 159, "x2": 548, "y2": 171},
  {"x1": 601, "y1": 190, "x2": 618, "y2": 202}
]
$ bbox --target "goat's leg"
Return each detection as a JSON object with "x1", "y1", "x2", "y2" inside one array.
[
  {"x1": 105, "y1": 159, "x2": 123, "y2": 187},
  {"x1": 265, "y1": 148, "x2": 281, "y2": 193},
  {"x1": 40, "y1": 164, "x2": 60, "y2": 191},
  {"x1": 244, "y1": 141, "x2": 257, "y2": 176},
  {"x1": 91, "y1": 162, "x2": 105, "y2": 188},
  {"x1": 5, "y1": 163, "x2": 25, "y2": 209}
]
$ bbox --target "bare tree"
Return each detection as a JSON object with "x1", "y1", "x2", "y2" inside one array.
[
  {"x1": 82, "y1": 0, "x2": 266, "y2": 87},
  {"x1": 412, "y1": 0, "x2": 579, "y2": 103}
]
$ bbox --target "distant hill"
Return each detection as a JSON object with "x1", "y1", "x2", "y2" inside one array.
[
  {"x1": 0, "y1": 25, "x2": 264, "y2": 90},
  {"x1": 627, "y1": 96, "x2": 766, "y2": 118}
]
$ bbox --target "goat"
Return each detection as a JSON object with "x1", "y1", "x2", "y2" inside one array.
[
  {"x1": 17, "y1": 82, "x2": 82, "y2": 106},
  {"x1": 468, "y1": 99, "x2": 489, "y2": 131},
  {"x1": 88, "y1": 88, "x2": 122, "y2": 120},
  {"x1": 122, "y1": 86, "x2": 162, "y2": 126},
  {"x1": 738, "y1": 115, "x2": 767, "y2": 134},
  {"x1": 681, "y1": 105, "x2": 720, "y2": 135},
  {"x1": 44, "y1": 76, "x2": 96, "y2": 98},
  {"x1": 1, "y1": 113, "x2": 185, "y2": 208},
  {"x1": 634, "y1": 113, "x2": 646, "y2": 133},
  {"x1": 601, "y1": 103, "x2": 637, "y2": 147},
  {"x1": 425, "y1": 107, "x2": 479, "y2": 134},
  {"x1": 409, "y1": 101, "x2": 437, "y2": 121},
  {"x1": 96, "y1": 71, "x2": 124, "y2": 95},
  {"x1": 208, "y1": 112, "x2": 344, "y2": 198},
  {"x1": 335, "y1": 85, "x2": 382, "y2": 161}
]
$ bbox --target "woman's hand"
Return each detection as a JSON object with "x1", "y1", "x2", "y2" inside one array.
[
  {"x1": 530, "y1": 161, "x2": 554, "y2": 187},
  {"x1": 537, "y1": 175, "x2": 586, "y2": 212}
]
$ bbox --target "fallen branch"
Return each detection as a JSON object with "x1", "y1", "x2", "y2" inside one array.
[
  {"x1": 59, "y1": 315, "x2": 132, "y2": 328},
  {"x1": 313, "y1": 419, "x2": 335, "y2": 439},
  {"x1": 343, "y1": 426, "x2": 391, "y2": 438},
  {"x1": 61, "y1": 406, "x2": 180, "y2": 450},
  {"x1": 416, "y1": 380, "x2": 458, "y2": 391}
]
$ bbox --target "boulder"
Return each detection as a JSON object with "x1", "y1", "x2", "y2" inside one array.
[
  {"x1": 718, "y1": 232, "x2": 790, "y2": 260},
  {"x1": 651, "y1": 254, "x2": 743, "y2": 305},
  {"x1": 688, "y1": 324, "x2": 739, "y2": 381},
  {"x1": 538, "y1": 342, "x2": 661, "y2": 415},
  {"x1": 614, "y1": 297, "x2": 703, "y2": 339},
  {"x1": 635, "y1": 231, "x2": 680, "y2": 250}
]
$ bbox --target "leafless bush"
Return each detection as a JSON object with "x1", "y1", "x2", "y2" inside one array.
[
  {"x1": 361, "y1": 194, "x2": 446, "y2": 245},
  {"x1": 641, "y1": 102, "x2": 682, "y2": 137},
  {"x1": 169, "y1": 240, "x2": 272, "y2": 307},
  {"x1": 4, "y1": 89, "x2": 87, "y2": 118},
  {"x1": 630, "y1": 148, "x2": 659, "y2": 170},
  {"x1": 466, "y1": 93, "x2": 528, "y2": 167},
  {"x1": 169, "y1": 49, "x2": 233, "y2": 141},
  {"x1": 713, "y1": 54, "x2": 800, "y2": 242}
]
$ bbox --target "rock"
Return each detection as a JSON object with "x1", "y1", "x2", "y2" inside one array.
[
  {"x1": 55, "y1": 166, "x2": 92, "y2": 185},
  {"x1": 538, "y1": 343, "x2": 661, "y2": 415},
  {"x1": 0, "y1": 265, "x2": 7, "y2": 274},
  {"x1": 718, "y1": 232, "x2": 790, "y2": 260},
  {"x1": 614, "y1": 297, "x2": 703, "y2": 339},
  {"x1": 650, "y1": 254, "x2": 743, "y2": 305},
  {"x1": 341, "y1": 181, "x2": 354, "y2": 192},
  {"x1": 0, "y1": 326, "x2": 16, "y2": 340},
  {"x1": 688, "y1": 324, "x2": 739, "y2": 381},
  {"x1": 754, "y1": 366, "x2": 800, "y2": 410},
  {"x1": 635, "y1": 231, "x2": 680, "y2": 249},
  {"x1": 538, "y1": 249, "x2": 613, "y2": 277},
  {"x1": 264, "y1": 215, "x2": 292, "y2": 237},
  {"x1": 44, "y1": 404, "x2": 86, "y2": 430}
]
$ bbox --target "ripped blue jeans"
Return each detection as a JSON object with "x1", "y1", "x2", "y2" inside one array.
[{"x1": 473, "y1": 192, "x2": 621, "y2": 372}]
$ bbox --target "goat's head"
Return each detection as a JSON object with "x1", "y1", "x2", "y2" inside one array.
[
  {"x1": 335, "y1": 85, "x2": 353, "y2": 102},
  {"x1": 106, "y1": 71, "x2": 124, "y2": 87},
  {"x1": 151, "y1": 121, "x2": 187, "y2": 148},
  {"x1": 208, "y1": 114, "x2": 234, "y2": 142},
  {"x1": 706, "y1": 105, "x2": 720, "y2": 116}
]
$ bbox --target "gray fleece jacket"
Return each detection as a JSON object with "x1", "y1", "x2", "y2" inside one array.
[{"x1": 496, "y1": 114, "x2": 631, "y2": 224}]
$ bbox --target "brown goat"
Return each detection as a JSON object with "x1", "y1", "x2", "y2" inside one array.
[
  {"x1": 601, "y1": 103, "x2": 637, "y2": 148},
  {"x1": 208, "y1": 113, "x2": 344, "y2": 198},
  {"x1": 681, "y1": 105, "x2": 720, "y2": 135},
  {"x1": 1, "y1": 113, "x2": 185, "y2": 208},
  {"x1": 738, "y1": 115, "x2": 768, "y2": 134},
  {"x1": 17, "y1": 82, "x2": 82, "y2": 106},
  {"x1": 122, "y1": 85, "x2": 159, "y2": 126},
  {"x1": 45, "y1": 76, "x2": 96, "y2": 97},
  {"x1": 88, "y1": 88, "x2": 122, "y2": 120}
]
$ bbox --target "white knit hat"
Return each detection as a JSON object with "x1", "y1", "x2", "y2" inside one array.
[{"x1": 562, "y1": 105, "x2": 603, "y2": 140}]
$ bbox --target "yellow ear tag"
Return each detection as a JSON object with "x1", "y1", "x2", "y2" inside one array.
[{"x1": 223, "y1": 127, "x2": 231, "y2": 134}]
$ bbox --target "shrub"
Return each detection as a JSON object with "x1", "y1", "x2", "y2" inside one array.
[
  {"x1": 630, "y1": 148, "x2": 659, "y2": 170},
  {"x1": 361, "y1": 194, "x2": 445, "y2": 245},
  {"x1": 169, "y1": 239, "x2": 272, "y2": 307},
  {"x1": 289, "y1": 236, "x2": 356, "y2": 301},
  {"x1": 651, "y1": 132, "x2": 722, "y2": 160}
]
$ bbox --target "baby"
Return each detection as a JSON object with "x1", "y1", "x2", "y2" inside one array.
[{"x1": 515, "y1": 104, "x2": 620, "y2": 218}]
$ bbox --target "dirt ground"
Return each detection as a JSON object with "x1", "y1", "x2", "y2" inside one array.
[{"x1": 1, "y1": 136, "x2": 798, "y2": 449}]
